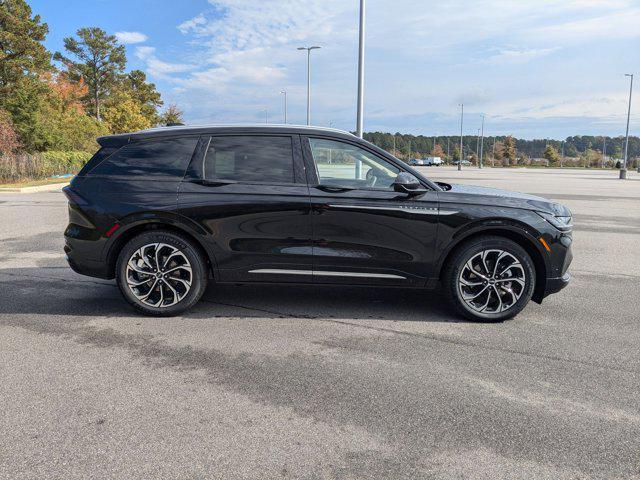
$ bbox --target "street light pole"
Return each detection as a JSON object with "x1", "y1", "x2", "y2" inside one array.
[
  {"x1": 280, "y1": 90, "x2": 287, "y2": 124},
  {"x1": 476, "y1": 128, "x2": 480, "y2": 167},
  {"x1": 479, "y1": 114, "x2": 485, "y2": 169},
  {"x1": 297, "y1": 46, "x2": 321, "y2": 126},
  {"x1": 356, "y1": 0, "x2": 365, "y2": 138},
  {"x1": 458, "y1": 103, "x2": 464, "y2": 171},
  {"x1": 263, "y1": 107, "x2": 268, "y2": 124},
  {"x1": 621, "y1": 73, "x2": 633, "y2": 179}
]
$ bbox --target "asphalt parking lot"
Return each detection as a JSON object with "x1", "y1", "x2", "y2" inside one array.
[{"x1": 1, "y1": 167, "x2": 639, "y2": 479}]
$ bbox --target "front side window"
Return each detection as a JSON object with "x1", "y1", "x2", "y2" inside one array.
[
  {"x1": 308, "y1": 138, "x2": 400, "y2": 190},
  {"x1": 203, "y1": 136, "x2": 294, "y2": 183},
  {"x1": 90, "y1": 137, "x2": 198, "y2": 178}
]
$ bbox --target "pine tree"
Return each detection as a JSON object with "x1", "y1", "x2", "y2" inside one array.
[
  {"x1": 543, "y1": 145, "x2": 560, "y2": 165},
  {"x1": 54, "y1": 27, "x2": 126, "y2": 120},
  {"x1": 0, "y1": 0, "x2": 51, "y2": 97},
  {"x1": 121, "y1": 69, "x2": 163, "y2": 125}
]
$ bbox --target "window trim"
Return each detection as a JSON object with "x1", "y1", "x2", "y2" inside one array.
[
  {"x1": 186, "y1": 133, "x2": 305, "y2": 187},
  {"x1": 86, "y1": 135, "x2": 200, "y2": 180},
  {"x1": 302, "y1": 135, "x2": 430, "y2": 192}
]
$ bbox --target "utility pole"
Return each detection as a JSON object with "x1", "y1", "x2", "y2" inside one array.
[
  {"x1": 356, "y1": 0, "x2": 365, "y2": 138},
  {"x1": 479, "y1": 115, "x2": 485, "y2": 169},
  {"x1": 621, "y1": 73, "x2": 633, "y2": 178},
  {"x1": 602, "y1": 136, "x2": 606, "y2": 168},
  {"x1": 561, "y1": 140, "x2": 564, "y2": 167},
  {"x1": 476, "y1": 128, "x2": 480, "y2": 167},
  {"x1": 458, "y1": 103, "x2": 464, "y2": 171},
  {"x1": 263, "y1": 107, "x2": 268, "y2": 124},
  {"x1": 280, "y1": 90, "x2": 287, "y2": 124},
  {"x1": 447, "y1": 138, "x2": 450, "y2": 160},
  {"x1": 393, "y1": 135, "x2": 396, "y2": 156},
  {"x1": 297, "y1": 46, "x2": 321, "y2": 126}
]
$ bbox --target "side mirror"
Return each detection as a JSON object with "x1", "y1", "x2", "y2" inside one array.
[{"x1": 393, "y1": 172, "x2": 427, "y2": 196}]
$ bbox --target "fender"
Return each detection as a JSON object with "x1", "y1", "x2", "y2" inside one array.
[
  {"x1": 101, "y1": 210, "x2": 220, "y2": 276},
  {"x1": 434, "y1": 217, "x2": 548, "y2": 277}
]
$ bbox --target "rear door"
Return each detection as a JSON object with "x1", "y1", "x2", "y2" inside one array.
[
  {"x1": 302, "y1": 136, "x2": 439, "y2": 286},
  {"x1": 72, "y1": 136, "x2": 199, "y2": 262},
  {"x1": 178, "y1": 134, "x2": 314, "y2": 283}
]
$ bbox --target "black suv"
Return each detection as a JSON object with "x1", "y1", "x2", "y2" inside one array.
[{"x1": 64, "y1": 125, "x2": 572, "y2": 321}]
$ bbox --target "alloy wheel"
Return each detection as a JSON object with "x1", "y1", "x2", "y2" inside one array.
[
  {"x1": 125, "y1": 243, "x2": 193, "y2": 308},
  {"x1": 458, "y1": 249, "x2": 526, "y2": 314}
]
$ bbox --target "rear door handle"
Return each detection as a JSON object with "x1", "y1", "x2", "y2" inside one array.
[{"x1": 191, "y1": 179, "x2": 238, "y2": 187}]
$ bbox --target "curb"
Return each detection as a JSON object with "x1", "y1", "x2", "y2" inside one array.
[{"x1": 0, "y1": 182, "x2": 70, "y2": 193}]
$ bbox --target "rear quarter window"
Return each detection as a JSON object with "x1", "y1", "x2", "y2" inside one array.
[
  {"x1": 77, "y1": 146, "x2": 119, "y2": 176},
  {"x1": 89, "y1": 137, "x2": 198, "y2": 178}
]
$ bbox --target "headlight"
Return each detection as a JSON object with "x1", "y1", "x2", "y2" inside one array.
[{"x1": 536, "y1": 211, "x2": 572, "y2": 231}]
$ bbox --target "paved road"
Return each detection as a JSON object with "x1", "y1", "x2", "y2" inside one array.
[{"x1": 1, "y1": 168, "x2": 639, "y2": 479}]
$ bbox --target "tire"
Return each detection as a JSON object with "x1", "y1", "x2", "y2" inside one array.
[
  {"x1": 115, "y1": 231, "x2": 208, "y2": 316},
  {"x1": 443, "y1": 235, "x2": 536, "y2": 322}
]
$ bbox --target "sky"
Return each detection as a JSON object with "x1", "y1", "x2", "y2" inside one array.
[{"x1": 31, "y1": 0, "x2": 640, "y2": 140}]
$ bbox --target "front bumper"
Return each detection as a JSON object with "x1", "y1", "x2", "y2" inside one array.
[{"x1": 544, "y1": 272, "x2": 571, "y2": 296}]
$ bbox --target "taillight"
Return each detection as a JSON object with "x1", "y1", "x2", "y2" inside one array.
[{"x1": 62, "y1": 186, "x2": 88, "y2": 206}]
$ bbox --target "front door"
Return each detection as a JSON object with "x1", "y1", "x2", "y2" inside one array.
[
  {"x1": 303, "y1": 136, "x2": 439, "y2": 286},
  {"x1": 178, "y1": 134, "x2": 313, "y2": 283}
]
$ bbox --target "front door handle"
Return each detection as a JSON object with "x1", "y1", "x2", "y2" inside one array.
[{"x1": 316, "y1": 184, "x2": 355, "y2": 193}]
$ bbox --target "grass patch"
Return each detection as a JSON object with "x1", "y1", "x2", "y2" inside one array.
[{"x1": 0, "y1": 177, "x2": 73, "y2": 189}]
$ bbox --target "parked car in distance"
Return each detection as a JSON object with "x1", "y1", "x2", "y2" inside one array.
[
  {"x1": 64, "y1": 124, "x2": 572, "y2": 321},
  {"x1": 409, "y1": 158, "x2": 426, "y2": 166},
  {"x1": 424, "y1": 156, "x2": 444, "y2": 166},
  {"x1": 453, "y1": 159, "x2": 472, "y2": 166}
]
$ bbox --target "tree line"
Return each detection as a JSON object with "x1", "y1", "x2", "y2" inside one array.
[
  {"x1": 2, "y1": 0, "x2": 637, "y2": 169},
  {"x1": 363, "y1": 132, "x2": 639, "y2": 168},
  {"x1": 0, "y1": 0, "x2": 182, "y2": 155}
]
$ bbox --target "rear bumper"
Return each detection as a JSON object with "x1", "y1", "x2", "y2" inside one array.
[{"x1": 65, "y1": 244, "x2": 113, "y2": 280}]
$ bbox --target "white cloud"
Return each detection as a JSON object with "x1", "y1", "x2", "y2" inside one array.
[
  {"x1": 485, "y1": 47, "x2": 560, "y2": 64},
  {"x1": 139, "y1": 0, "x2": 640, "y2": 136},
  {"x1": 135, "y1": 46, "x2": 194, "y2": 76},
  {"x1": 177, "y1": 13, "x2": 207, "y2": 35},
  {"x1": 115, "y1": 31, "x2": 148, "y2": 45},
  {"x1": 528, "y1": 7, "x2": 640, "y2": 42},
  {"x1": 134, "y1": 46, "x2": 156, "y2": 59}
]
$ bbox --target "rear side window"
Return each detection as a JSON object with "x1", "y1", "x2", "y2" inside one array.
[
  {"x1": 203, "y1": 136, "x2": 294, "y2": 183},
  {"x1": 78, "y1": 146, "x2": 118, "y2": 176},
  {"x1": 90, "y1": 137, "x2": 198, "y2": 178}
]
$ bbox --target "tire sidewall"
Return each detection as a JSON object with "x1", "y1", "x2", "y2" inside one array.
[
  {"x1": 446, "y1": 237, "x2": 536, "y2": 322},
  {"x1": 116, "y1": 231, "x2": 207, "y2": 317}
]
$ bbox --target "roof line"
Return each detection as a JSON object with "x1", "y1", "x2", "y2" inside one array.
[{"x1": 135, "y1": 123, "x2": 356, "y2": 136}]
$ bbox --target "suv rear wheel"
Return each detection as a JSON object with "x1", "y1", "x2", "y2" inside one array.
[
  {"x1": 443, "y1": 236, "x2": 536, "y2": 322},
  {"x1": 116, "y1": 231, "x2": 208, "y2": 316}
]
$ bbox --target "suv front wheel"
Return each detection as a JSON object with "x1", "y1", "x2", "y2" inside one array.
[
  {"x1": 116, "y1": 231, "x2": 208, "y2": 316},
  {"x1": 443, "y1": 236, "x2": 536, "y2": 322}
]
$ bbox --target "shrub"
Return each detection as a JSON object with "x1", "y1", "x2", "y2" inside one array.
[{"x1": 0, "y1": 151, "x2": 92, "y2": 183}]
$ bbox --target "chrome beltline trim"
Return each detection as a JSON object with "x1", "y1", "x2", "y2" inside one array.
[
  {"x1": 328, "y1": 204, "x2": 458, "y2": 215},
  {"x1": 248, "y1": 269, "x2": 406, "y2": 280}
]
